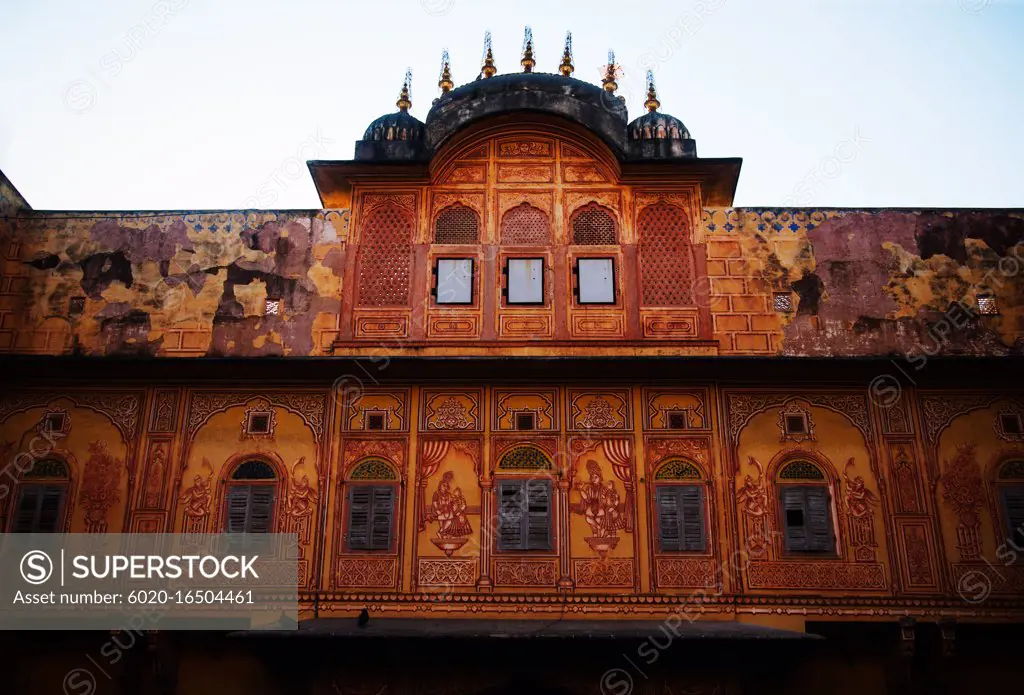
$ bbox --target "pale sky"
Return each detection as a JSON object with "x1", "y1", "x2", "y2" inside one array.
[{"x1": 0, "y1": 0, "x2": 1022, "y2": 211}]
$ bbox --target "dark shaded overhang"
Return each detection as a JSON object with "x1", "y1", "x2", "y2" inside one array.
[
  {"x1": 306, "y1": 160, "x2": 430, "y2": 207},
  {"x1": 231, "y1": 618, "x2": 821, "y2": 640}
]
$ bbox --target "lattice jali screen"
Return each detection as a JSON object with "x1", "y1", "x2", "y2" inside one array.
[
  {"x1": 501, "y1": 203, "x2": 551, "y2": 245},
  {"x1": 571, "y1": 204, "x2": 617, "y2": 245},
  {"x1": 638, "y1": 203, "x2": 693, "y2": 306},
  {"x1": 357, "y1": 203, "x2": 414, "y2": 307},
  {"x1": 434, "y1": 204, "x2": 480, "y2": 244}
]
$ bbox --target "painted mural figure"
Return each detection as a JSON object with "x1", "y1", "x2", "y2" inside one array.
[
  {"x1": 287, "y1": 474, "x2": 317, "y2": 518},
  {"x1": 429, "y1": 471, "x2": 472, "y2": 538},
  {"x1": 181, "y1": 474, "x2": 211, "y2": 518},
  {"x1": 844, "y1": 459, "x2": 878, "y2": 559},
  {"x1": 572, "y1": 460, "x2": 625, "y2": 542},
  {"x1": 737, "y1": 457, "x2": 769, "y2": 557}
]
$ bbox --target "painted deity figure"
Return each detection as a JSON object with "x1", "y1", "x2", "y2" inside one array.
[
  {"x1": 428, "y1": 471, "x2": 472, "y2": 538},
  {"x1": 572, "y1": 460, "x2": 625, "y2": 538},
  {"x1": 180, "y1": 475, "x2": 211, "y2": 518},
  {"x1": 287, "y1": 475, "x2": 316, "y2": 518}
]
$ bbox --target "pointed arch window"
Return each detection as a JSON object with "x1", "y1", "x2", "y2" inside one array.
[
  {"x1": 224, "y1": 460, "x2": 277, "y2": 535},
  {"x1": 501, "y1": 203, "x2": 550, "y2": 245},
  {"x1": 434, "y1": 204, "x2": 480, "y2": 244},
  {"x1": 12, "y1": 458, "x2": 69, "y2": 533},
  {"x1": 571, "y1": 204, "x2": 617, "y2": 245},
  {"x1": 777, "y1": 460, "x2": 834, "y2": 554}
]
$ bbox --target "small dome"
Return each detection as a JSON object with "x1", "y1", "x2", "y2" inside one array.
[
  {"x1": 628, "y1": 110, "x2": 691, "y2": 142},
  {"x1": 362, "y1": 110, "x2": 425, "y2": 143}
]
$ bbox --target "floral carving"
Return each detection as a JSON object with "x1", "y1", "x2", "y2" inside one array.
[
  {"x1": 149, "y1": 390, "x2": 178, "y2": 433},
  {"x1": 655, "y1": 559, "x2": 717, "y2": 588},
  {"x1": 573, "y1": 559, "x2": 633, "y2": 587},
  {"x1": 941, "y1": 443, "x2": 985, "y2": 561},
  {"x1": 336, "y1": 558, "x2": 398, "y2": 588},
  {"x1": 646, "y1": 438, "x2": 709, "y2": 467},
  {"x1": 417, "y1": 559, "x2": 476, "y2": 587},
  {"x1": 429, "y1": 397, "x2": 474, "y2": 430},
  {"x1": 77, "y1": 441, "x2": 123, "y2": 533},
  {"x1": 578, "y1": 397, "x2": 622, "y2": 429},
  {"x1": 493, "y1": 559, "x2": 556, "y2": 586},
  {"x1": 747, "y1": 562, "x2": 886, "y2": 590},
  {"x1": 498, "y1": 140, "x2": 551, "y2": 157}
]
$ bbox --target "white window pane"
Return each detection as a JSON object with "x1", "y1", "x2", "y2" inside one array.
[
  {"x1": 436, "y1": 259, "x2": 473, "y2": 304},
  {"x1": 578, "y1": 258, "x2": 615, "y2": 304},
  {"x1": 508, "y1": 258, "x2": 544, "y2": 304}
]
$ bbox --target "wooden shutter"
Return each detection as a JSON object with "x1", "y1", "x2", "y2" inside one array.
[
  {"x1": 369, "y1": 486, "x2": 395, "y2": 550},
  {"x1": 226, "y1": 486, "x2": 252, "y2": 534},
  {"x1": 656, "y1": 486, "x2": 705, "y2": 552},
  {"x1": 804, "y1": 487, "x2": 834, "y2": 552},
  {"x1": 1001, "y1": 486, "x2": 1024, "y2": 547},
  {"x1": 781, "y1": 486, "x2": 809, "y2": 552},
  {"x1": 13, "y1": 485, "x2": 65, "y2": 533},
  {"x1": 497, "y1": 481, "x2": 525, "y2": 551},
  {"x1": 680, "y1": 486, "x2": 706, "y2": 552},
  {"x1": 526, "y1": 480, "x2": 552, "y2": 550},
  {"x1": 248, "y1": 487, "x2": 275, "y2": 534},
  {"x1": 347, "y1": 486, "x2": 373, "y2": 550}
]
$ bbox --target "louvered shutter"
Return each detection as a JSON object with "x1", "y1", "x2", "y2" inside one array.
[
  {"x1": 1001, "y1": 486, "x2": 1024, "y2": 548},
  {"x1": 369, "y1": 486, "x2": 395, "y2": 550},
  {"x1": 13, "y1": 485, "x2": 66, "y2": 533},
  {"x1": 13, "y1": 487, "x2": 41, "y2": 533},
  {"x1": 805, "y1": 487, "x2": 834, "y2": 553},
  {"x1": 781, "y1": 486, "x2": 809, "y2": 552},
  {"x1": 497, "y1": 481, "x2": 525, "y2": 551},
  {"x1": 37, "y1": 487, "x2": 65, "y2": 533},
  {"x1": 248, "y1": 487, "x2": 275, "y2": 534},
  {"x1": 679, "y1": 486, "x2": 706, "y2": 552},
  {"x1": 526, "y1": 480, "x2": 551, "y2": 550},
  {"x1": 226, "y1": 486, "x2": 252, "y2": 534},
  {"x1": 346, "y1": 486, "x2": 373, "y2": 550},
  {"x1": 656, "y1": 487, "x2": 682, "y2": 551}
]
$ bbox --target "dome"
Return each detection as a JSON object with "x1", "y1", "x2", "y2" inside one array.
[
  {"x1": 627, "y1": 110, "x2": 691, "y2": 142},
  {"x1": 362, "y1": 110, "x2": 425, "y2": 143}
]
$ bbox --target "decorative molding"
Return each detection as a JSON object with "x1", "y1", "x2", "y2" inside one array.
[
  {"x1": 336, "y1": 558, "x2": 399, "y2": 588},
  {"x1": 920, "y1": 394, "x2": 999, "y2": 443},
  {"x1": 77, "y1": 441, "x2": 123, "y2": 534},
  {"x1": 0, "y1": 390, "x2": 143, "y2": 441},
  {"x1": 149, "y1": 390, "x2": 179, "y2": 433},
  {"x1": 493, "y1": 559, "x2": 557, "y2": 586},
  {"x1": 727, "y1": 393, "x2": 870, "y2": 443},
  {"x1": 747, "y1": 562, "x2": 887, "y2": 591},
  {"x1": 186, "y1": 391, "x2": 327, "y2": 443},
  {"x1": 431, "y1": 193, "x2": 485, "y2": 218},
  {"x1": 417, "y1": 559, "x2": 477, "y2": 587},
  {"x1": 362, "y1": 193, "x2": 415, "y2": 213},
  {"x1": 941, "y1": 443, "x2": 985, "y2": 562},
  {"x1": 573, "y1": 559, "x2": 634, "y2": 587},
  {"x1": 778, "y1": 402, "x2": 815, "y2": 443},
  {"x1": 645, "y1": 437, "x2": 710, "y2": 469},
  {"x1": 655, "y1": 558, "x2": 717, "y2": 589},
  {"x1": 141, "y1": 440, "x2": 170, "y2": 510}
]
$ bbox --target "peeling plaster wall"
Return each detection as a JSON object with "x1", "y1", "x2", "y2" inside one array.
[
  {"x1": 702, "y1": 208, "x2": 1024, "y2": 357},
  {"x1": 3, "y1": 205, "x2": 1023, "y2": 358},
  {"x1": 1, "y1": 210, "x2": 349, "y2": 356}
]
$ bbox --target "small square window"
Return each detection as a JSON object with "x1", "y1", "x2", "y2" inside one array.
[
  {"x1": 667, "y1": 411, "x2": 688, "y2": 430},
  {"x1": 69, "y1": 297, "x2": 86, "y2": 316},
  {"x1": 576, "y1": 258, "x2": 616, "y2": 304},
  {"x1": 1001, "y1": 413, "x2": 1023, "y2": 436},
  {"x1": 43, "y1": 413, "x2": 67, "y2": 433},
  {"x1": 435, "y1": 258, "x2": 474, "y2": 305},
  {"x1": 247, "y1": 412, "x2": 272, "y2": 434},
  {"x1": 265, "y1": 299, "x2": 281, "y2": 315},
  {"x1": 366, "y1": 412, "x2": 386, "y2": 431},
  {"x1": 506, "y1": 258, "x2": 544, "y2": 305},
  {"x1": 773, "y1": 292, "x2": 793, "y2": 313},
  {"x1": 785, "y1": 414, "x2": 808, "y2": 434},
  {"x1": 978, "y1": 295, "x2": 998, "y2": 316},
  {"x1": 516, "y1": 412, "x2": 536, "y2": 431}
]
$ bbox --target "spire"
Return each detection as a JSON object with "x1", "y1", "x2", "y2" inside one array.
[
  {"x1": 644, "y1": 70, "x2": 660, "y2": 112},
  {"x1": 438, "y1": 49, "x2": 454, "y2": 94},
  {"x1": 396, "y1": 68, "x2": 412, "y2": 111},
  {"x1": 480, "y1": 31, "x2": 497, "y2": 78},
  {"x1": 559, "y1": 31, "x2": 574, "y2": 76},
  {"x1": 601, "y1": 50, "x2": 618, "y2": 93},
  {"x1": 521, "y1": 26, "x2": 536, "y2": 73}
]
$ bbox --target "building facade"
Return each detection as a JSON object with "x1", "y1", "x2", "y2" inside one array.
[{"x1": 1, "y1": 36, "x2": 1023, "y2": 695}]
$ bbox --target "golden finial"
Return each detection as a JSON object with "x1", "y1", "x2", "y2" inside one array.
[
  {"x1": 438, "y1": 49, "x2": 454, "y2": 93},
  {"x1": 644, "y1": 70, "x2": 660, "y2": 112},
  {"x1": 396, "y1": 68, "x2": 413, "y2": 111},
  {"x1": 602, "y1": 50, "x2": 618, "y2": 93},
  {"x1": 559, "y1": 31, "x2": 574, "y2": 76},
  {"x1": 521, "y1": 26, "x2": 536, "y2": 73},
  {"x1": 481, "y1": 31, "x2": 497, "y2": 78}
]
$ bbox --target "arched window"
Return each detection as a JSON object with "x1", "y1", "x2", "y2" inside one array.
[
  {"x1": 571, "y1": 204, "x2": 617, "y2": 245},
  {"x1": 12, "y1": 458, "x2": 69, "y2": 533},
  {"x1": 345, "y1": 458, "x2": 398, "y2": 551},
  {"x1": 495, "y1": 446, "x2": 552, "y2": 551},
  {"x1": 225, "y1": 460, "x2": 277, "y2": 534},
  {"x1": 637, "y1": 203, "x2": 693, "y2": 306},
  {"x1": 501, "y1": 203, "x2": 550, "y2": 245},
  {"x1": 777, "y1": 460, "x2": 834, "y2": 554},
  {"x1": 357, "y1": 202, "x2": 414, "y2": 306},
  {"x1": 434, "y1": 205, "x2": 480, "y2": 244},
  {"x1": 653, "y1": 459, "x2": 706, "y2": 552},
  {"x1": 997, "y1": 460, "x2": 1024, "y2": 549}
]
